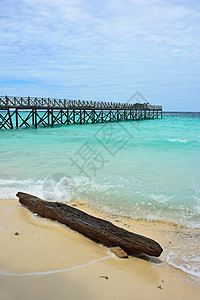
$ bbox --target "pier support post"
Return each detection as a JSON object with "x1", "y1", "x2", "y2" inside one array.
[
  {"x1": 80, "y1": 109, "x2": 82, "y2": 124},
  {"x1": 61, "y1": 109, "x2": 63, "y2": 124},
  {"x1": 67, "y1": 108, "x2": 69, "y2": 125},
  {"x1": 51, "y1": 109, "x2": 54, "y2": 127},
  {"x1": 92, "y1": 109, "x2": 95, "y2": 123},
  {"x1": 7, "y1": 109, "x2": 13, "y2": 129},
  {"x1": 32, "y1": 109, "x2": 34, "y2": 127},
  {"x1": 34, "y1": 108, "x2": 37, "y2": 129},
  {"x1": 83, "y1": 109, "x2": 86, "y2": 123},
  {"x1": 16, "y1": 108, "x2": 18, "y2": 128},
  {"x1": 47, "y1": 108, "x2": 50, "y2": 125},
  {"x1": 73, "y1": 109, "x2": 75, "y2": 124}
]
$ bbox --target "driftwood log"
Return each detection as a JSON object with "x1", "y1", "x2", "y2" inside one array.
[{"x1": 17, "y1": 192, "x2": 163, "y2": 257}]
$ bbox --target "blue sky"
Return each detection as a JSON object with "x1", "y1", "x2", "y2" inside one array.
[{"x1": 0, "y1": 0, "x2": 200, "y2": 111}]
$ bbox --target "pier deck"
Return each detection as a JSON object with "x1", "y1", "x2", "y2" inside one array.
[{"x1": 0, "y1": 96, "x2": 162, "y2": 129}]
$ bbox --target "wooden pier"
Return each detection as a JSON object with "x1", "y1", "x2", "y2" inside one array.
[{"x1": 0, "y1": 96, "x2": 162, "y2": 130}]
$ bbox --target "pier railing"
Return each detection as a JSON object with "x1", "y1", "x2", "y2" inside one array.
[{"x1": 0, "y1": 96, "x2": 162, "y2": 110}]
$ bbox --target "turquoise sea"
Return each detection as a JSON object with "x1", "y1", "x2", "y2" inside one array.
[{"x1": 0, "y1": 112, "x2": 200, "y2": 281}]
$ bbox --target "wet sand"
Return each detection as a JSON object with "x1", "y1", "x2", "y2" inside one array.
[{"x1": 0, "y1": 198, "x2": 199, "y2": 300}]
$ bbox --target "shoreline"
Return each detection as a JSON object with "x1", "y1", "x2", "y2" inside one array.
[{"x1": 1, "y1": 198, "x2": 200, "y2": 299}]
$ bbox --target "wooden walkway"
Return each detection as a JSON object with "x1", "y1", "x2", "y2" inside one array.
[{"x1": 0, "y1": 96, "x2": 162, "y2": 129}]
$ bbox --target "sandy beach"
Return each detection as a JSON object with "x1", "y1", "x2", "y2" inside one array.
[{"x1": 0, "y1": 198, "x2": 199, "y2": 300}]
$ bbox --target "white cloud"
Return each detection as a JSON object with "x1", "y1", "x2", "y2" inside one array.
[{"x1": 0, "y1": 0, "x2": 200, "y2": 109}]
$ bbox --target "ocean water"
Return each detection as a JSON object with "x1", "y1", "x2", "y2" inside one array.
[{"x1": 0, "y1": 111, "x2": 200, "y2": 281}]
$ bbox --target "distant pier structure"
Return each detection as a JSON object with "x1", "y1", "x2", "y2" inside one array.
[{"x1": 0, "y1": 96, "x2": 162, "y2": 129}]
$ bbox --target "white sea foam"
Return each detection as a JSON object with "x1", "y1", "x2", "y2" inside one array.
[
  {"x1": 167, "y1": 138, "x2": 200, "y2": 144},
  {"x1": 165, "y1": 234, "x2": 200, "y2": 283},
  {"x1": 167, "y1": 139, "x2": 187, "y2": 143},
  {"x1": 150, "y1": 194, "x2": 174, "y2": 204},
  {"x1": 167, "y1": 252, "x2": 200, "y2": 279},
  {"x1": 0, "y1": 177, "x2": 76, "y2": 202},
  {"x1": 192, "y1": 183, "x2": 200, "y2": 210}
]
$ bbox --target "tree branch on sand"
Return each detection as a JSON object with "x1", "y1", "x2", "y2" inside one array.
[{"x1": 17, "y1": 192, "x2": 163, "y2": 258}]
